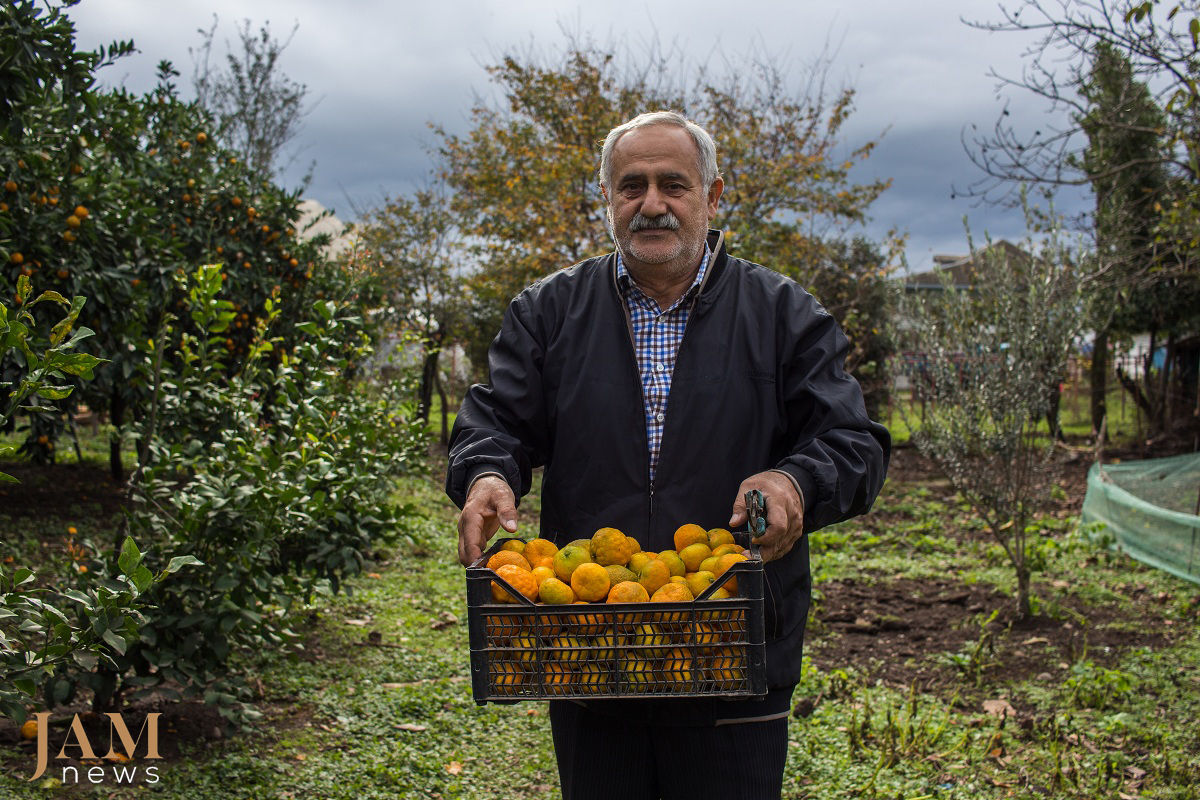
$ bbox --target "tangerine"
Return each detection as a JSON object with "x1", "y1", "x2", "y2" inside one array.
[
  {"x1": 678, "y1": 542, "x2": 713, "y2": 573},
  {"x1": 637, "y1": 559, "x2": 672, "y2": 596},
  {"x1": 673, "y1": 523, "x2": 709, "y2": 552},
  {"x1": 491, "y1": 563, "x2": 538, "y2": 603},
  {"x1": 656, "y1": 550, "x2": 687, "y2": 577},
  {"x1": 707, "y1": 528, "x2": 735, "y2": 547},
  {"x1": 552, "y1": 544, "x2": 593, "y2": 583},
  {"x1": 487, "y1": 550, "x2": 531, "y2": 572},
  {"x1": 539, "y1": 577, "x2": 575, "y2": 605},
  {"x1": 570, "y1": 562, "x2": 611, "y2": 602},
  {"x1": 590, "y1": 527, "x2": 634, "y2": 567},
  {"x1": 524, "y1": 538, "x2": 559, "y2": 564}
]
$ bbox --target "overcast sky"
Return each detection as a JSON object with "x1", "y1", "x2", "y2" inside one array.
[{"x1": 65, "y1": 0, "x2": 1090, "y2": 271}]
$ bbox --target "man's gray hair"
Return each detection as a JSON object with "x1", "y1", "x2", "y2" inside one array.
[{"x1": 598, "y1": 111, "x2": 720, "y2": 191}]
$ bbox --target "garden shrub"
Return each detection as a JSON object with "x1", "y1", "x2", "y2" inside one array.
[{"x1": 51, "y1": 264, "x2": 428, "y2": 724}]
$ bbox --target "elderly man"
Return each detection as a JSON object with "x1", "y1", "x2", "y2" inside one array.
[{"x1": 447, "y1": 110, "x2": 889, "y2": 799}]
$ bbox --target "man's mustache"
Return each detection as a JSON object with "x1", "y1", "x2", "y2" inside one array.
[{"x1": 629, "y1": 212, "x2": 681, "y2": 232}]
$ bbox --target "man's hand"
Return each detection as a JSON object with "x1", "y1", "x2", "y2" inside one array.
[
  {"x1": 728, "y1": 471, "x2": 805, "y2": 562},
  {"x1": 458, "y1": 475, "x2": 519, "y2": 566}
]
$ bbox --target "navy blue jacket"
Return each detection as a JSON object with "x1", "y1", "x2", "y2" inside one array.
[{"x1": 448, "y1": 230, "x2": 890, "y2": 690}]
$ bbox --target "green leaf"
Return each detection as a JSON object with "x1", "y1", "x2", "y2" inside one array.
[
  {"x1": 13, "y1": 568, "x2": 34, "y2": 587},
  {"x1": 101, "y1": 628, "x2": 128, "y2": 656},
  {"x1": 1191, "y1": 17, "x2": 1199, "y2": 46},
  {"x1": 164, "y1": 555, "x2": 204, "y2": 574},
  {"x1": 34, "y1": 385, "x2": 74, "y2": 401},
  {"x1": 13, "y1": 678, "x2": 37, "y2": 698},
  {"x1": 117, "y1": 537, "x2": 143, "y2": 576},
  {"x1": 49, "y1": 352, "x2": 106, "y2": 377},
  {"x1": 132, "y1": 565, "x2": 153, "y2": 593}
]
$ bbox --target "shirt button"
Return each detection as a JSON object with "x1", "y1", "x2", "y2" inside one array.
[
  {"x1": 655, "y1": 363, "x2": 665, "y2": 372},
  {"x1": 655, "y1": 413, "x2": 665, "y2": 422}
]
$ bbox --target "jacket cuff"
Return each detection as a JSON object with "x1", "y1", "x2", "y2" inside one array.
[{"x1": 768, "y1": 467, "x2": 809, "y2": 516}]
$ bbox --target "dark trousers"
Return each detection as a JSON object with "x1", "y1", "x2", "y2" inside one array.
[{"x1": 548, "y1": 699, "x2": 789, "y2": 800}]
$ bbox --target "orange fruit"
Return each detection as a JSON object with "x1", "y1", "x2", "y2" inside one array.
[
  {"x1": 552, "y1": 544, "x2": 593, "y2": 583},
  {"x1": 686, "y1": 570, "x2": 717, "y2": 598},
  {"x1": 632, "y1": 622, "x2": 670, "y2": 657},
  {"x1": 591, "y1": 630, "x2": 620, "y2": 661},
  {"x1": 500, "y1": 539, "x2": 526, "y2": 554},
  {"x1": 487, "y1": 550, "x2": 531, "y2": 572},
  {"x1": 662, "y1": 648, "x2": 694, "y2": 691},
  {"x1": 637, "y1": 559, "x2": 671, "y2": 596},
  {"x1": 628, "y1": 551, "x2": 657, "y2": 574},
  {"x1": 531, "y1": 565, "x2": 556, "y2": 586},
  {"x1": 620, "y1": 653, "x2": 655, "y2": 692},
  {"x1": 590, "y1": 527, "x2": 634, "y2": 567},
  {"x1": 570, "y1": 562, "x2": 611, "y2": 602},
  {"x1": 568, "y1": 601, "x2": 606, "y2": 637},
  {"x1": 20, "y1": 718, "x2": 37, "y2": 740},
  {"x1": 698, "y1": 554, "x2": 723, "y2": 574},
  {"x1": 711, "y1": 543, "x2": 743, "y2": 558},
  {"x1": 714, "y1": 553, "x2": 748, "y2": 593},
  {"x1": 707, "y1": 528, "x2": 735, "y2": 547},
  {"x1": 650, "y1": 582, "x2": 693, "y2": 603},
  {"x1": 491, "y1": 563, "x2": 538, "y2": 603},
  {"x1": 625, "y1": 535, "x2": 642, "y2": 555},
  {"x1": 539, "y1": 577, "x2": 576, "y2": 605},
  {"x1": 673, "y1": 523, "x2": 709, "y2": 552},
  {"x1": 656, "y1": 550, "x2": 686, "y2": 577},
  {"x1": 524, "y1": 538, "x2": 560, "y2": 564},
  {"x1": 550, "y1": 634, "x2": 587, "y2": 664},
  {"x1": 607, "y1": 581, "x2": 650, "y2": 604},
  {"x1": 678, "y1": 542, "x2": 713, "y2": 573},
  {"x1": 604, "y1": 564, "x2": 637, "y2": 586},
  {"x1": 567, "y1": 538, "x2": 593, "y2": 551},
  {"x1": 492, "y1": 662, "x2": 526, "y2": 690},
  {"x1": 543, "y1": 662, "x2": 575, "y2": 694},
  {"x1": 577, "y1": 661, "x2": 609, "y2": 691}
]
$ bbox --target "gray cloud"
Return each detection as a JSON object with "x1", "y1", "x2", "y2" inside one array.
[{"x1": 67, "y1": 0, "x2": 1089, "y2": 271}]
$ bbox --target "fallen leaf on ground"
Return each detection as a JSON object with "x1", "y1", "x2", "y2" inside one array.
[
  {"x1": 396, "y1": 723, "x2": 427, "y2": 732},
  {"x1": 446, "y1": 761, "x2": 463, "y2": 775},
  {"x1": 345, "y1": 619, "x2": 371, "y2": 626},
  {"x1": 983, "y1": 698, "x2": 1016, "y2": 719}
]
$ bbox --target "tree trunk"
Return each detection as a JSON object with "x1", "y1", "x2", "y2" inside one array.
[
  {"x1": 1015, "y1": 564, "x2": 1032, "y2": 620},
  {"x1": 435, "y1": 368, "x2": 450, "y2": 447},
  {"x1": 1090, "y1": 328, "x2": 1108, "y2": 436},
  {"x1": 417, "y1": 348, "x2": 440, "y2": 423}
]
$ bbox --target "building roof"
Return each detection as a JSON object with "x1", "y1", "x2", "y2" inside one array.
[{"x1": 903, "y1": 240, "x2": 1032, "y2": 290}]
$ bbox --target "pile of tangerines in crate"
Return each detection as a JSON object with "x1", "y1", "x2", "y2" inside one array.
[{"x1": 486, "y1": 523, "x2": 750, "y2": 606}]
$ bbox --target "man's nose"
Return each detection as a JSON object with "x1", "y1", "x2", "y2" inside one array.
[{"x1": 640, "y1": 184, "x2": 668, "y2": 216}]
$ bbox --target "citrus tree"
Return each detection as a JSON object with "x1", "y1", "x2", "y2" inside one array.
[{"x1": 2, "y1": 2, "x2": 327, "y2": 476}]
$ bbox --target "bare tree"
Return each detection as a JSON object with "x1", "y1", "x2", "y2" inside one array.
[
  {"x1": 190, "y1": 16, "x2": 311, "y2": 178},
  {"x1": 895, "y1": 212, "x2": 1087, "y2": 619}
]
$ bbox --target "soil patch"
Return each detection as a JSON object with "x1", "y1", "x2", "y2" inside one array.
[{"x1": 0, "y1": 461, "x2": 127, "y2": 521}]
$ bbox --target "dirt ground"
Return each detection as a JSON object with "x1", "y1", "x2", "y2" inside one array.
[
  {"x1": 1, "y1": 444, "x2": 1194, "y2": 776},
  {"x1": 801, "y1": 445, "x2": 1186, "y2": 719}
]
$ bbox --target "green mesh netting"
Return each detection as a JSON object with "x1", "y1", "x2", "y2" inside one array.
[{"x1": 1081, "y1": 453, "x2": 1200, "y2": 586}]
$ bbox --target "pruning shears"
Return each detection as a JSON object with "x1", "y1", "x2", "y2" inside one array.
[{"x1": 745, "y1": 489, "x2": 767, "y2": 539}]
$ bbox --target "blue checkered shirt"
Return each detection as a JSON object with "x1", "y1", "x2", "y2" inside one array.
[{"x1": 616, "y1": 246, "x2": 711, "y2": 482}]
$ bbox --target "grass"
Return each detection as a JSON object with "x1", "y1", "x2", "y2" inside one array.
[{"x1": 3, "y1": 451, "x2": 1199, "y2": 798}]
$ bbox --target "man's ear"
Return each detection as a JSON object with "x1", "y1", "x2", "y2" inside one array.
[
  {"x1": 706, "y1": 177, "x2": 724, "y2": 221},
  {"x1": 600, "y1": 184, "x2": 610, "y2": 204}
]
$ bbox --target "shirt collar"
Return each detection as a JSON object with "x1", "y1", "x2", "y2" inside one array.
[{"x1": 616, "y1": 242, "x2": 712, "y2": 310}]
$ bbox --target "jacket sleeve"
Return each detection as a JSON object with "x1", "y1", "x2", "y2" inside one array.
[
  {"x1": 445, "y1": 292, "x2": 549, "y2": 509},
  {"x1": 771, "y1": 290, "x2": 891, "y2": 533}
]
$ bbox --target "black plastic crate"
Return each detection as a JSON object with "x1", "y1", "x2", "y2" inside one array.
[{"x1": 466, "y1": 534, "x2": 766, "y2": 704}]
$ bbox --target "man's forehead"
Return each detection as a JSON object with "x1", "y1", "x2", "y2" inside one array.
[{"x1": 609, "y1": 126, "x2": 702, "y2": 180}]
